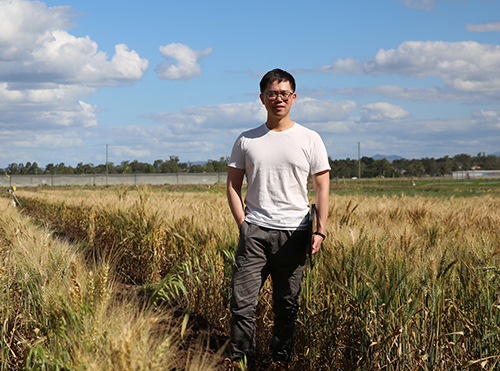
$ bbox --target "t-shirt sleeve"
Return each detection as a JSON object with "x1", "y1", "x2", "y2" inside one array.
[
  {"x1": 228, "y1": 135, "x2": 245, "y2": 169},
  {"x1": 310, "y1": 133, "x2": 331, "y2": 175}
]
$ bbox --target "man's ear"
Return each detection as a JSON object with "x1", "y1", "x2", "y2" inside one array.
[{"x1": 259, "y1": 93, "x2": 265, "y2": 105}]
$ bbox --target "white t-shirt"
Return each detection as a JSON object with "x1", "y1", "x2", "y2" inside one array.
[{"x1": 228, "y1": 123, "x2": 330, "y2": 230}]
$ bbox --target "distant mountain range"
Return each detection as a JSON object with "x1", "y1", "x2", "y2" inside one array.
[{"x1": 372, "y1": 152, "x2": 500, "y2": 162}]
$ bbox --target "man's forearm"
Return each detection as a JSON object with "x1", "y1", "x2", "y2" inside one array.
[
  {"x1": 227, "y1": 167, "x2": 246, "y2": 228},
  {"x1": 315, "y1": 186, "x2": 329, "y2": 235},
  {"x1": 311, "y1": 170, "x2": 330, "y2": 254},
  {"x1": 311, "y1": 194, "x2": 328, "y2": 255},
  {"x1": 313, "y1": 170, "x2": 330, "y2": 232},
  {"x1": 227, "y1": 186, "x2": 245, "y2": 227}
]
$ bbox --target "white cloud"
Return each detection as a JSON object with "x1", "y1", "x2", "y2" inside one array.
[
  {"x1": 102, "y1": 44, "x2": 149, "y2": 83},
  {"x1": 360, "y1": 102, "x2": 410, "y2": 122},
  {"x1": 0, "y1": 0, "x2": 74, "y2": 60},
  {"x1": 465, "y1": 21, "x2": 500, "y2": 32},
  {"x1": 156, "y1": 43, "x2": 213, "y2": 80},
  {"x1": 0, "y1": 0, "x2": 148, "y2": 131},
  {"x1": 402, "y1": 0, "x2": 437, "y2": 11},
  {"x1": 307, "y1": 119, "x2": 357, "y2": 134},
  {"x1": 293, "y1": 98, "x2": 357, "y2": 123},
  {"x1": 0, "y1": 130, "x2": 85, "y2": 150},
  {"x1": 318, "y1": 41, "x2": 500, "y2": 93},
  {"x1": 144, "y1": 98, "x2": 359, "y2": 134},
  {"x1": 0, "y1": 29, "x2": 148, "y2": 87},
  {"x1": 145, "y1": 100, "x2": 266, "y2": 133},
  {"x1": 99, "y1": 125, "x2": 231, "y2": 161},
  {"x1": 0, "y1": 83, "x2": 98, "y2": 128},
  {"x1": 316, "y1": 85, "x2": 491, "y2": 103},
  {"x1": 471, "y1": 109, "x2": 500, "y2": 128}
]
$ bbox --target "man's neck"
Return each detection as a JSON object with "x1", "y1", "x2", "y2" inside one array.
[{"x1": 266, "y1": 117, "x2": 294, "y2": 132}]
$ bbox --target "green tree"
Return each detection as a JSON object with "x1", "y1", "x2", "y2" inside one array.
[
  {"x1": 6, "y1": 163, "x2": 20, "y2": 175},
  {"x1": 128, "y1": 160, "x2": 155, "y2": 173},
  {"x1": 406, "y1": 160, "x2": 425, "y2": 177},
  {"x1": 373, "y1": 159, "x2": 392, "y2": 177},
  {"x1": 329, "y1": 158, "x2": 357, "y2": 179},
  {"x1": 435, "y1": 156, "x2": 452, "y2": 176},
  {"x1": 153, "y1": 159, "x2": 164, "y2": 172},
  {"x1": 453, "y1": 153, "x2": 472, "y2": 170},
  {"x1": 205, "y1": 157, "x2": 228, "y2": 172},
  {"x1": 189, "y1": 164, "x2": 205, "y2": 173},
  {"x1": 18, "y1": 163, "x2": 28, "y2": 175},
  {"x1": 421, "y1": 157, "x2": 438, "y2": 176},
  {"x1": 118, "y1": 161, "x2": 132, "y2": 174},
  {"x1": 44, "y1": 163, "x2": 55, "y2": 174},
  {"x1": 160, "y1": 156, "x2": 181, "y2": 173},
  {"x1": 27, "y1": 162, "x2": 41, "y2": 175}
]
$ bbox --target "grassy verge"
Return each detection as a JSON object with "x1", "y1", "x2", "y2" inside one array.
[{"x1": 329, "y1": 178, "x2": 500, "y2": 197}]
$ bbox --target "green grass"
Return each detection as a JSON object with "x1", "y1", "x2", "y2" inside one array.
[{"x1": 329, "y1": 178, "x2": 500, "y2": 197}]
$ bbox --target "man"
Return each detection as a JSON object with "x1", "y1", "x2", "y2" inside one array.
[{"x1": 226, "y1": 68, "x2": 330, "y2": 369}]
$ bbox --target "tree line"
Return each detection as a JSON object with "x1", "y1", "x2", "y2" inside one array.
[
  {"x1": 3, "y1": 156, "x2": 229, "y2": 176},
  {"x1": 3, "y1": 153, "x2": 500, "y2": 178},
  {"x1": 330, "y1": 153, "x2": 500, "y2": 179}
]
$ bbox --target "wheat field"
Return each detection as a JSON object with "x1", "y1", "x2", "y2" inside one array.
[{"x1": 1, "y1": 185, "x2": 500, "y2": 370}]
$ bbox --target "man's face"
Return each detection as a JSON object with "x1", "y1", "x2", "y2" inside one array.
[{"x1": 260, "y1": 80, "x2": 296, "y2": 120}]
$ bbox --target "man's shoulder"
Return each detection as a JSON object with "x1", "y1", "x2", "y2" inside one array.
[
  {"x1": 238, "y1": 124, "x2": 267, "y2": 139},
  {"x1": 292, "y1": 122, "x2": 321, "y2": 139}
]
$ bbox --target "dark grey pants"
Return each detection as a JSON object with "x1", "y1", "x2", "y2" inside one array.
[{"x1": 229, "y1": 221, "x2": 308, "y2": 362}]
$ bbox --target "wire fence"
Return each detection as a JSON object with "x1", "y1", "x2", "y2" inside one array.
[
  {"x1": 2, "y1": 170, "x2": 500, "y2": 189},
  {"x1": 1, "y1": 173, "x2": 228, "y2": 188}
]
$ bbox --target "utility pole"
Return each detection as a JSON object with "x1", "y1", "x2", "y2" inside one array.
[
  {"x1": 358, "y1": 142, "x2": 361, "y2": 180},
  {"x1": 106, "y1": 144, "x2": 109, "y2": 187}
]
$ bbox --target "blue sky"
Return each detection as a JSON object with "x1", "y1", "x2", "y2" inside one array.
[{"x1": 1, "y1": 0, "x2": 499, "y2": 168}]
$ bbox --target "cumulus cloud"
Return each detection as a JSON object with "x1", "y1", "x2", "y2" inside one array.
[
  {"x1": 359, "y1": 102, "x2": 410, "y2": 122},
  {"x1": 465, "y1": 21, "x2": 500, "y2": 32},
  {"x1": 93, "y1": 124, "x2": 232, "y2": 164},
  {"x1": 145, "y1": 100, "x2": 266, "y2": 134},
  {"x1": 0, "y1": 130, "x2": 85, "y2": 152},
  {"x1": 293, "y1": 98, "x2": 357, "y2": 123},
  {"x1": 107, "y1": 98, "x2": 368, "y2": 161},
  {"x1": 144, "y1": 98, "x2": 359, "y2": 135},
  {"x1": 317, "y1": 41, "x2": 500, "y2": 93},
  {"x1": 156, "y1": 43, "x2": 213, "y2": 80},
  {"x1": 0, "y1": 83, "x2": 97, "y2": 129},
  {"x1": 0, "y1": 127, "x2": 96, "y2": 168},
  {"x1": 0, "y1": 0, "x2": 74, "y2": 60},
  {"x1": 471, "y1": 109, "x2": 500, "y2": 128},
  {"x1": 0, "y1": 4, "x2": 148, "y2": 87},
  {"x1": 0, "y1": 0, "x2": 148, "y2": 131}
]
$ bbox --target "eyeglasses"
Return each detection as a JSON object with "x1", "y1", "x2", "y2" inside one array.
[{"x1": 263, "y1": 90, "x2": 294, "y2": 101}]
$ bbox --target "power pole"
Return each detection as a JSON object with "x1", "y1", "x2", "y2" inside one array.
[
  {"x1": 358, "y1": 142, "x2": 361, "y2": 180},
  {"x1": 106, "y1": 144, "x2": 109, "y2": 186}
]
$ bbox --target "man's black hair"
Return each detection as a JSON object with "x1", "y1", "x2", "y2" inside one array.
[{"x1": 259, "y1": 68, "x2": 296, "y2": 93}]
